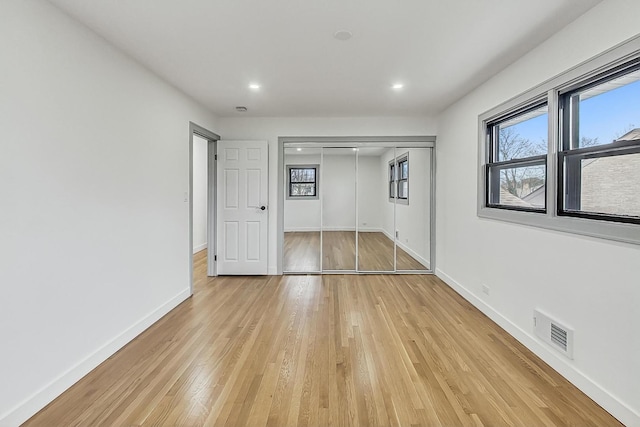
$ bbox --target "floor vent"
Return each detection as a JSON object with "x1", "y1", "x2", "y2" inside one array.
[{"x1": 534, "y1": 309, "x2": 574, "y2": 359}]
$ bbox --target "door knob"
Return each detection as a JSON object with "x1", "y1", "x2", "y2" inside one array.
[{"x1": 260, "y1": 206, "x2": 266, "y2": 211}]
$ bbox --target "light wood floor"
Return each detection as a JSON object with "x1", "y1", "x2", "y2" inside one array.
[
  {"x1": 24, "y1": 250, "x2": 621, "y2": 426},
  {"x1": 284, "y1": 231, "x2": 426, "y2": 272}
]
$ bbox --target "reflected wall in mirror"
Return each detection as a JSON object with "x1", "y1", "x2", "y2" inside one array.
[
  {"x1": 322, "y1": 148, "x2": 356, "y2": 270},
  {"x1": 386, "y1": 147, "x2": 431, "y2": 270},
  {"x1": 283, "y1": 147, "x2": 321, "y2": 272},
  {"x1": 357, "y1": 146, "x2": 395, "y2": 271}
]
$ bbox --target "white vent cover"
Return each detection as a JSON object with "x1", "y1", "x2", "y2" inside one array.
[{"x1": 534, "y1": 309, "x2": 574, "y2": 359}]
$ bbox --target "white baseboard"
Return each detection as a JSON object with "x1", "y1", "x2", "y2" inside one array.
[
  {"x1": 193, "y1": 242, "x2": 207, "y2": 254},
  {"x1": 0, "y1": 289, "x2": 191, "y2": 427},
  {"x1": 435, "y1": 268, "x2": 639, "y2": 427},
  {"x1": 395, "y1": 240, "x2": 429, "y2": 269},
  {"x1": 380, "y1": 229, "x2": 430, "y2": 269},
  {"x1": 284, "y1": 227, "x2": 382, "y2": 233}
]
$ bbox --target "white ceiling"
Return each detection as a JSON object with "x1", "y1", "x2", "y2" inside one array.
[{"x1": 46, "y1": 0, "x2": 601, "y2": 118}]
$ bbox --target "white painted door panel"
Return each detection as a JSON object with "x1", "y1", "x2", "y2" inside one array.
[{"x1": 217, "y1": 140, "x2": 268, "y2": 275}]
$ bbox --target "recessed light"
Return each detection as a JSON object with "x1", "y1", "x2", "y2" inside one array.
[
  {"x1": 333, "y1": 30, "x2": 353, "y2": 41},
  {"x1": 392, "y1": 83, "x2": 404, "y2": 90},
  {"x1": 249, "y1": 83, "x2": 261, "y2": 90},
  {"x1": 297, "y1": 148, "x2": 302, "y2": 152}
]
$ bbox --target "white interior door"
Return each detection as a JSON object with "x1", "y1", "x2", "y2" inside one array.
[{"x1": 217, "y1": 140, "x2": 269, "y2": 275}]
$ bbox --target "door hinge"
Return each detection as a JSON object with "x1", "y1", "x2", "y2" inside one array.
[
  {"x1": 215, "y1": 154, "x2": 218, "y2": 160},
  {"x1": 214, "y1": 255, "x2": 217, "y2": 261}
]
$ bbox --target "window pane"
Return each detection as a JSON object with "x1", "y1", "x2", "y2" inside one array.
[
  {"x1": 291, "y1": 183, "x2": 316, "y2": 196},
  {"x1": 489, "y1": 164, "x2": 546, "y2": 208},
  {"x1": 291, "y1": 168, "x2": 315, "y2": 183},
  {"x1": 574, "y1": 70, "x2": 640, "y2": 148},
  {"x1": 389, "y1": 182, "x2": 395, "y2": 198},
  {"x1": 496, "y1": 105, "x2": 548, "y2": 161},
  {"x1": 389, "y1": 164, "x2": 395, "y2": 181},
  {"x1": 576, "y1": 153, "x2": 640, "y2": 218},
  {"x1": 398, "y1": 180, "x2": 408, "y2": 198},
  {"x1": 400, "y1": 161, "x2": 408, "y2": 179}
]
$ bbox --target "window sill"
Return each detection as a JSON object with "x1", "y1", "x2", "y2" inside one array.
[{"x1": 478, "y1": 205, "x2": 640, "y2": 246}]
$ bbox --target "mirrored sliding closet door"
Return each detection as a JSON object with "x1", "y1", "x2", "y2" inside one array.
[{"x1": 282, "y1": 141, "x2": 433, "y2": 274}]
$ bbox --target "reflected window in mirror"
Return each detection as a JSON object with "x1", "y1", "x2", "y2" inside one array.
[
  {"x1": 389, "y1": 153, "x2": 409, "y2": 205},
  {"x1": 287, "y1": 164, "x2": 319, "y2": 199}
]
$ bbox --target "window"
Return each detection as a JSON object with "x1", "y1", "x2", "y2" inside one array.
[
  {"x1": 389, "y1": 154, "x2": 409, "y2": 204},
  {"x1": 558, "y1": 62, "x2": 640, "y2": 224},
  {"x1": 486, "y1": 102, "x2": 548, "y2": 211},
  {"x1": 478, "y1": 37, "x2": 640, "y2": 245},
  {"x1": 287, "y1": 165, "x2": 319, "y2": 199}
]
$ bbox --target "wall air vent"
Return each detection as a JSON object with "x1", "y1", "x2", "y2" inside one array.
[{"x1": 534, "y1": 309, "x2": 574, "y2": 359}]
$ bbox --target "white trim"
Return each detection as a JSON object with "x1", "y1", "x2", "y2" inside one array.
[
  {"x1": 435, "y1": 268, "x2": 639, "y2": 427},
  {"x1": 380, "y1": 228, "x2": 430, "y2": 269},
  {"x1": 284, "y1": 227, "x2": 321, "y2": 232},
  {"x1": 283, "y1": 227, "x2": 382, "y2": 232},
  {"x1": 0, "y1": 289, "x2": 191, "y2": 427},
  {"x1": 395, "y1": 240, "x2": 429, "y2": 269},
  {"x1": 193, "y1": 243, "x2": 207, "y2": 254}
]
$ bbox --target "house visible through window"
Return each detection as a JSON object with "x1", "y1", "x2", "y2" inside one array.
[
  {"x1": 389, "y1": 154, "x2": 409, "y2": 204},
  {"x1": 287, "y1": 165, "x2": 319, "y2": 199},
  {"x1": 558, "y1": 64, "x2": 640, "y2": 224},
  {"x1": 485, "y1": 102, "x2": 548, "y2": 212}
]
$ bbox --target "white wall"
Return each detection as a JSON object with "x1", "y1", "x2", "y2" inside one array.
[
  {"x1": 284, "y1": 153, "x2": 321, "y2": 231},
  {"x1": 356, "y1": 155, "x2": 384, "y2": 232},
  {"x1": 322, "y1": 153, "x2": 357, "y2": 230},
  {"x1": 0, "y1": 1, "x2": 218, "y2": 425},
  {"x1": 192, "y1": 135, "x2": 208, "y2": 253},
  {"x1": 435, "y1": 1, "x2": 640, "y2": 425},
  {"x1": 218, "y1": 116, "x2": 437, "y2": 274}
]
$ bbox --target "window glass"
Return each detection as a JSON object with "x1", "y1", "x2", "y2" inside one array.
[
  {"x1": 486, "y1": 103, "x2": 547, "y2": 211},
  {"x1": 574, "y1": 70, "x2": 640, "y2": 148},
  {"x1": 496, "y1": 105, "x2": 548, "y2": 161},
  {"x1": 578, "y1": 154, "x2": 640, "y2": 218},
  {"x1": 560, "y1": 65, "x2": 640, "y2": 223},
  {"x1": 287, "y1": 166, "x2": 318, "y2": 198},
  {"x1": 488, "y1": 164, "x2": 546, "y2": 208}
]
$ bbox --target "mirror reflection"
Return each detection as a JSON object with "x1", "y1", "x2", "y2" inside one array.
[
  {"x1": 283, "y1": 144, "x2": 432, "y2": 273},
  {"x1": 391, "y1": 147, "x2": 431, "y2": 271},
  {"x1": 357, "y1": 146, "x2": 395, "y2": 271},
  {"x1": 283, "y1": 147, "x2": 321, "y2": 272},
  {"x1": 322, "y1": 148, "x2": 356, "y2": 270}
]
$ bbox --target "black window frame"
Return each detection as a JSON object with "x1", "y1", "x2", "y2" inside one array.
[
  {"x1": 557, "y1": 59, "x2": 640, "y2": 225},
  {"x1": 389, "y1": 153, "x2": 409, "y2": 204},
  {"x1": 485, "y1": 100, "x2": 548, "y2": 213},
  {"x1": 286, "y1": 164, "x2": 319, "y2": 200}
]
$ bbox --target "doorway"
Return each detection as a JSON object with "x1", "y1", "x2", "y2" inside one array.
[
  {"x1": 278, "y1": 137, "x2": 436, "y2": 275},
  {"x1": 189, "y1": 122, "x2": 220, "y2": 293}
]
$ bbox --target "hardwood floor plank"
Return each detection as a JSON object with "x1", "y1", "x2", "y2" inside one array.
[{"x1": 22, "y1": 250, "x2": 622, "y2": 426}]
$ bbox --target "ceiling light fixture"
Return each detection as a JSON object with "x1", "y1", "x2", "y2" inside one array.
[
  {"x1": 392, "y1": 83, "x2": 404, "y2": 89},
  {"x1": 333, "y1": 30, "x2": 353, "y2": 41},
  {"x1": 249, "y1": 83, "x2": 260, "y2": 90},
  {"x1": 297, "y1": 148, "x2": 302, "y2": 151}
]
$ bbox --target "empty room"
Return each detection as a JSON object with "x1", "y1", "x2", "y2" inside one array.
[{"x1": 1, "y1": 0, "x2": 639, "y2": 426}]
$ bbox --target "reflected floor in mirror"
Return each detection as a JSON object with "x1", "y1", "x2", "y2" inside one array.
[{"x1": 284, "y1": 231, "x2": 426, "y2": 272}]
